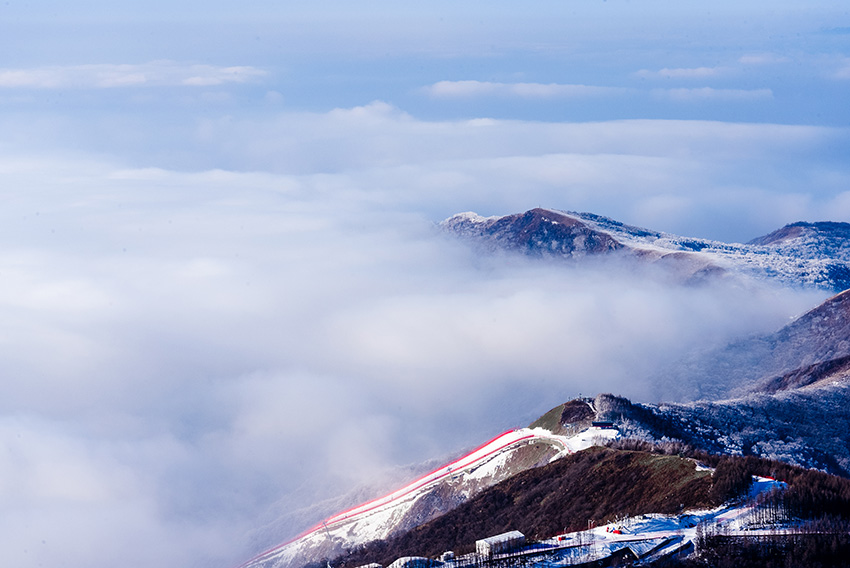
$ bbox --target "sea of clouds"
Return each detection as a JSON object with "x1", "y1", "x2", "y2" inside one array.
[
  {"x1": 0, "y1": 102, "x2": 842, "y2": 567},
  {"x1": 1, "y1": 4, "x2": 849, "y2": 563}
]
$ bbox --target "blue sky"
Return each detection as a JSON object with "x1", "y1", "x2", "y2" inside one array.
[
  {"x1": 2, "y1": 1, "x2": 849, "y2": 239},
  {"x1": 0, "y1": 2, "x2": 849, "y2": 568},
  {"x1": 3, "y1": 2, "x2": 849, "y2": 126},
  {"x1": 2, "y1": 1, "x2": 850, "y2": 240}
]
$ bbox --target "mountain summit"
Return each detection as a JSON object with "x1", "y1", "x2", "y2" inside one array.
[
  {"x1": 442, "y1": 208, "x2": 850, "y2": 291},
  {"x1": 441, "y1": 208, "x2": 623, "y2": 257}
]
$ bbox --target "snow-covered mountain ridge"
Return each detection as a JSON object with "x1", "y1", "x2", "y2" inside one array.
[
  {"x1": 442, "y1": 208, "x2": 850, "y2": 290},
  {"x1": 239, "y1": 427, "x2": 619, "y2": 568}
]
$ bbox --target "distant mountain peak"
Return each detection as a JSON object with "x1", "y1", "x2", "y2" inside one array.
[
  {"x1": 442, "y1": 208, "x2": 623, "y2": 257},
  {"x1": 442, "y1": 208, "x2": 850, "y2": 291},
  {"x1": 748, "y1": 220, "x2": 850, "y2": 246}
]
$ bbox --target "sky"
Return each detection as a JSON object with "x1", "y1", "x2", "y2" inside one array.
[{"x1": 0, "y1": 1, "x2": 849, "y2": 567}]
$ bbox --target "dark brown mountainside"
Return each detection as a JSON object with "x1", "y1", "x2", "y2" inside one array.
[
  {"x1": 442, "y1": 208, "x2": 624, "y2": 257},
  {"x1": 321, "y1": 447, "x2": 850, "y2": 568},
  {"x1": 529, "y1": 399, "x2": 595, "y2": 435},
  {"x1": 441, "y1": 208, "x2": 727, "y2": 285},
  {"x1": 329, "y1": 447, "x2": 713, "y2": 568}
]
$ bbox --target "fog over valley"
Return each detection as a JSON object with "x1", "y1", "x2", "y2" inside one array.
[
  {"x1": 1, "y1": 2, "x2": 849, "y2": 567},
  {"x1": 0, "y1": 124, "x2": 834, "y2": 568}
]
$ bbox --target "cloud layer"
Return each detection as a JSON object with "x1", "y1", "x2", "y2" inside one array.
[
  {"x1": 8, "y1": 103, "x2": 838, "y2": 243},
  {"x1": 0, "y1": 104, "x2": 840, "y2": 566},
  {"x1": 0, "y1": 62, "x2": 266, "y2": 89},
  {"x1": 423, "y1": 80, "x2": 628, "y2": 99},
  {"x1": 1, "y1": 1, "x2": 848, "y2": 567},
  {"x1": 657, "y1": 87, "x2": 773, "y2": 102}
]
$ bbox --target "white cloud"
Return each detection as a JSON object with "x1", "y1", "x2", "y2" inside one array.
[
  {"x1": 0, "y1": 415, "x2": 242, "y2": 568},
  {"x1": 0, "y1": 105, "x2": 848, "y2": 567},
  {"x1": 635, "y1": 66, "x2": 726, "y2": 79},
  {"x1": 423, "y1": 80, "x2": 628, "y2": 99},
  {"x1": 834, "y1": 58, "x2": 850, "y2": 79},
  {"x1": 0, "y1": 3, "x2": 845, "y2": 568},
  {"x1": 4, "y1": 104, "x2": 841, "y2": 239},
  {"x1": 0, "y1": 61, "x2": 267, "y2": 89},
  {"x1": 655, "y1": 87, "x2": 773, "y2": 101},
  {"x1": 738, "y1": 53, "x2": 790, "y2": 65}
]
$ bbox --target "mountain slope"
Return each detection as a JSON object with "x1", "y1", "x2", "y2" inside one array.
[
  {"x1": 755, "y1": 354, "x2": 850, "y2": 394},
  {"x1": 440, "y1": 209, "x2": 624, "y2": 257},
  {"x1": 325, "y1": 446, "x2": 850, "y2": 568},
  {"x1": 239, "y1": 428, "x2": 617, "y2": 568},
  {"x1": 654, "y1": 288, "x2": 850, "y2": 400},
  {"x1": 749, "y1": 220, "x2": 850, "y2": 253},
  {"x1": 236, "y1": 213, "x2": 850, "y2": 568},
  {"x1": 240, "y1": 377, "x2": 850, "y2": 568},
  {"x1": 591, "y1": 379, "x2": 850, "y2": 477},
  {"x1": 442, "y1": 208, "x2": 850, "y2": 291},
  {"x1": 331, "y1": 446, "x2": 714, "y2": 568},
  {"x1": 536, "y1": 287, "x2": 850, "y2": 475}
]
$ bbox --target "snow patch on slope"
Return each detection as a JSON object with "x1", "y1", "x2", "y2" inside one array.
[{"x1": 239, "y1": 426, "x2": 619, "y2": 568}]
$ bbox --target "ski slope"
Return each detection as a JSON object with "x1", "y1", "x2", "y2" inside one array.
[{"x1": 238, "y1": 426, "x2": 618, "y2": 568}]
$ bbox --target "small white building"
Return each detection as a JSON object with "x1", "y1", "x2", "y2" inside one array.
[
  {"x1": 387, "y1": 557, "x2": 438, "y2": 568},
  {"x1": 475, "y1": 530, "x2": 526, "y2": 558}
]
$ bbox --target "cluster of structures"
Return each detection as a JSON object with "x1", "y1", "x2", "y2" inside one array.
[
  {"x1": 356, "y1": 476, "x2": 789, "y2": 568},
  {"x1": 376, "y1": 524, "x2": 684, "y2": 568}
]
